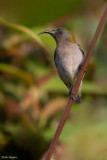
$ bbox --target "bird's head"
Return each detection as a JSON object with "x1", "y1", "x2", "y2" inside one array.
[{"x1": 39, "y1": 27, "x2": 76, "y2": 43}]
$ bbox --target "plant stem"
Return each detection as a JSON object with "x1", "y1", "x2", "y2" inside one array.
[{"x1": 44, "y1": 7, "x2": 107, "y2": 160}]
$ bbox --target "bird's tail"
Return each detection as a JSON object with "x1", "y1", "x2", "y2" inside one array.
[
  {"x1": 75, "y1": 93, "x2": 82, "y2": 104},
  {"x1": 75, "y1": 82, "x2": 82, "y2": 104}
]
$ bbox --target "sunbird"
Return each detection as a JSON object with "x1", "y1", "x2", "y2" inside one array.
[{"x1": 39, "y1": 28, "x2": 85, "y2": 103}]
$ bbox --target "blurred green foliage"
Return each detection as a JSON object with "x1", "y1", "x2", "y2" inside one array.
[
  {"x1": 0, "y1": 0, "x2": 107, "y2": 160},
  {"x1": 0, "y1": 0, "x2": 83, "y2": 26}
]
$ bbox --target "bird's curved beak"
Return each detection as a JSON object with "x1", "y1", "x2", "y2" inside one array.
[{"x1": 38, "y1": 30, "x2": 54, "y2": 36}]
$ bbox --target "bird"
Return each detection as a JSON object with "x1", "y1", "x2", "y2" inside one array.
[{"x1": 39, "y1": 27, "x2": 85, "y2": 103}]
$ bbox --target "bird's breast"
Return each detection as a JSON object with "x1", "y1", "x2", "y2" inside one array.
[{"x1": 54, "y1": 43, "x2": 84, "y2": 80}]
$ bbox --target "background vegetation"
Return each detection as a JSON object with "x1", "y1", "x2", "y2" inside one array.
[{"x1": 0, "y1": 0, "x2": 107, "y2": 159}]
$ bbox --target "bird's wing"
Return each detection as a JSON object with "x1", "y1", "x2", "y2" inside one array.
[{"x1": 77, "y1": 44, "x2": 85, "y2": 57}]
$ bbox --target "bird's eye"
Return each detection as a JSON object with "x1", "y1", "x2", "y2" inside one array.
[{"x1": 59, "y1": 31, "x2": 63, "y2": 34}]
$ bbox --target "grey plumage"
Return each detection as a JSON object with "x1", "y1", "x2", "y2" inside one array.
[{"x1": 54, "y1": 41, "x2": 84, "y2": 103}]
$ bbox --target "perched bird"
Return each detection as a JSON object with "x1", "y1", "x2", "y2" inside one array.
[{"x1": 39, "y1": 28, "x2": 85, "y2": 103}]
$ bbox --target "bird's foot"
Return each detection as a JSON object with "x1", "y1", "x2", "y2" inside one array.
[
  {"x1": 69, "y1": 92, "x2": 81, "y2": 104},
  {"x1": 69, "y1": 92, "x2": 76, "y2": 101},
  {"x1": 79, "y1": 65, "x2": 87, "y2": 73}
]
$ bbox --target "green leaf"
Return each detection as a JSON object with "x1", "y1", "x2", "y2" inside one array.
[
  {"x1": 39, "y1": 76, "x2": 107, "y2": 95},
  {"x1": 0, "y1": 63, "x2": 34, "y2": 85},
  {"x1": 82, "y1": 81, "x2": 107, "y2": 95},
  {"x1": 0, "y1": 18, "x2": 51, "y2": 54}
]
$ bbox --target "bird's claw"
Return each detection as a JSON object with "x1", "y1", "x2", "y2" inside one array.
[
  {"x1": 79, "y1": 65, "x2": 87, "y2": 73},
  {"x1": 69, "y1": 92, "x2": 81, "y2": 104},
  {"x1": 69, "y1": 92, "x2": 76, "y2": 101}
]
